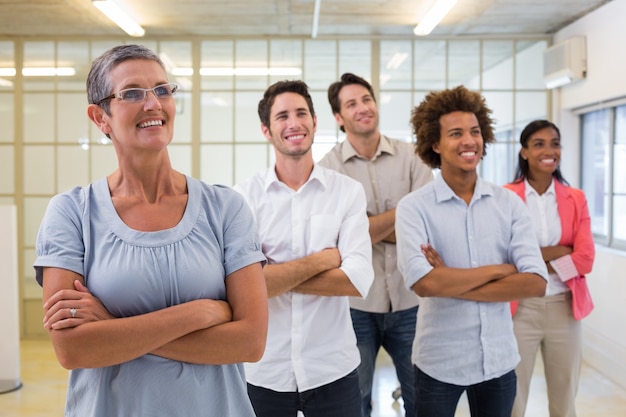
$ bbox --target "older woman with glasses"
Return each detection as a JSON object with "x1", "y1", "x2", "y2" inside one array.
[{"x1": 34, "y1": 44, "x2": 268, "y2": 417}]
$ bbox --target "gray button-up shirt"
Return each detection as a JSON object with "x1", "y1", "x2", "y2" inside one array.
[{"x1": 318, "y1": 135, "x2": 433, "y2": 313}]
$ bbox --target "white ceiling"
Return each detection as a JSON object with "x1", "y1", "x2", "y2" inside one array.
[{"x1": 0, "y1": 0, "x2": 612, "y2": 38}]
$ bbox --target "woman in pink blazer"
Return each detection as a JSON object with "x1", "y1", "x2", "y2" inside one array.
[{"x1": 505, "y1": 120, "x2": 595, "y2": 417}]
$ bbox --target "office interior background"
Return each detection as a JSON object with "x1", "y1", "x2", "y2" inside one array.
[{"x1": 0, "y1": 0, "x2": 625, "y2": 404}]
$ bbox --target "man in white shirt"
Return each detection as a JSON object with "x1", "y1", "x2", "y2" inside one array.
[{"x1": 234, "y1": 80, "x2": 374, "y2": 417}]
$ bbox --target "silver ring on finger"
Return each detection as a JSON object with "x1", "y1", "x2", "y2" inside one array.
[{"x1": 70, "y1": 307, "x2": 77, "y2": 318}]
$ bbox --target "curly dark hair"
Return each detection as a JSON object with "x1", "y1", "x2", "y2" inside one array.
[
  {"x1": 512, "y1": 119, "x2": 569, "y2": 185},
  {"x1": 411, "y1": 85, "x2": 495, "y2": 169},
  {"x1": 258, "y1": 80, "x2": 315, "y2": 128},
  {"x1": 327, "y1": 73, "x2": 376, "y2": 133}
]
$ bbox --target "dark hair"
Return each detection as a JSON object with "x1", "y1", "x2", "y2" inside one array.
[
  {"x1": 513, "y1": 119, "x2": 569, "y2": 185},
  {"x1": 410, "y1": 85, "x2": 495, "y2": 169},
  {"x1": 327, "y1": 73, "x2": 376, "y2": 133},
  {"x1": 86, "y1": 44, "x2": 165, "y2": 115},
  {"x1": 257, "y1": 80, "x2": 315, "y2": 128}
]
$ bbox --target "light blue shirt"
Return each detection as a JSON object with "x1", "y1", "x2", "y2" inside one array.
[
  {"x1": 34, "y1": 176, "x2": 265, "y2": 417},
  {"x1": 396, "y1": 175, "x2": 547, "y2": 385}
]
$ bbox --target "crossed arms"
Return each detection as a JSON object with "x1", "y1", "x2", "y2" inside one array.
[
  {"x1": 42, "y1": 263, "x2": 268, "y2": 370},
  {"x1": 415, "y1": 244, "x2": 546, "y2": 302},
  {"x1": 368, "y1": 208, "x2": 396, "y2": 244},
  {"x1": 263, "y1": 247, "x2": 361, "y2": 298}
]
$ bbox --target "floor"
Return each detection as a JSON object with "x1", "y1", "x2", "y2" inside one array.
[
  {"x1": 370, "y1": 350, "x2": 626, "y2": 417},
  {"x1": 1, "y1": 339, "x2": 626, "y2": 417}
]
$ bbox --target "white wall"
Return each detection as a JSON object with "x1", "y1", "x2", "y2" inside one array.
[
  {"x1": 556, "y1": 0, "x2": 626, "y2": 109},
  {"x1": 582, "y1": 249, "x2": 626, "y2": 390},
  {"x1": 553, "y1": 0, "x2": 626, "y2": 390}
]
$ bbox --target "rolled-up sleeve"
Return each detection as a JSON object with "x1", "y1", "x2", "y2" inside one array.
[
  {"x1": 396, "y1": 192, "x2": 434, "y2": 290},
  {"x1": 552, "y1": 190, "x2": 594, "y2": 280},
  {"x1": 34, "y1": 189, "x2": 87, "y2": 286},
  {"x1": 508, "y1": 195, "x2": 549, "y2": 281},
  {"x1": 337, "y1": 183, "x2": 374, "y2": 297}
]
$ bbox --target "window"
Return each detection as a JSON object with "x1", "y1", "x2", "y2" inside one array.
[
  {"x1": 581, "y1": 106, "x2": 626, "y2": 249},
  {"x1": 613, "y1": 107, "x2": 626, "y2": 243}
]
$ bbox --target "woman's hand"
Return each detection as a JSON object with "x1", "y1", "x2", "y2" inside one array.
[
  {"x1": 43, "y1": 280, "x2": 115, "y2": 330},
  {"x1": 198, "y1": 299, "x2": 233, "y2": 328}
]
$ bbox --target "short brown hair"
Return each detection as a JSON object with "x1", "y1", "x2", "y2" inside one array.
[
  {"x1": 327, "y1": 73, "x2": 376, "y2": 133},
  {"x1": 258, "y1": 80, "x2": 315, "y2": 128},
  {"x1": 411, "y1": 85, "x2": 495, "y2": 169}
]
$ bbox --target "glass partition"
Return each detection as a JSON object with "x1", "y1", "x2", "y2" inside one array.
[
  {"x1": 482, "y1": 41, "x2": 514, "y2": 90},
  {"x1": 516, "y1": 40, "x2": 548, "y2": 89},
  {"x1": 414, "y1": 40, "x2": 446, "y2": 90},
  {"x1": 380, "y1": 40, "x2": 411, "y2": 91},
  {"x1": 2, "y1": 36, "x2": 553, "y2": 337},
  {"x1": 304, "y1": 40, "x2": 336, "y2": 90},
  {"x1": 448, "y1": 40, "x2": 480, "y2": 89},
  {"x1": 613, "y1": 106, "x2": 626, "y2": 244},
  {"x1": 201, "y1": 41, "x2": 234, "y2": 90}
]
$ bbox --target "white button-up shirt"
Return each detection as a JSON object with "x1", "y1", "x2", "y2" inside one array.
[
  {"x1": 524, "y1": 178, "x2": 569, "y2": 295},
  {"x1": 234, "y1": 164, "x2": 374, "y2": 392}
]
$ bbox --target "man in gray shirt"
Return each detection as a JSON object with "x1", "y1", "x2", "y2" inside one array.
[{"x1": 318, "y1": 73, "x2": 433, "y2": 417}]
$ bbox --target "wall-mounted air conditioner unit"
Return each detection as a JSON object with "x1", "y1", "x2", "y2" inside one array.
[{"x1": 543, "y1": 36, "x2": 587, "y2": 89}]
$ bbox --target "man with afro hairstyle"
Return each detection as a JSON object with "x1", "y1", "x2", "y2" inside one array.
[{"x1": 395, "y1": 85, "x2": 548, "y2": 417}]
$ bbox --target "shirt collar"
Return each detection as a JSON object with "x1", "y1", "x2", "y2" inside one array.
[
  {"x1": 524, "y1": 177, "x2": 555, "y2": 198},
  {"x1": 263, "y1": 163, "x2": 327, "y2": 192},
  {"x1": 434, "y1": 174, "x2": 493, "y2": 203},
  {"x1": 339, "y1": 135, "x2": 395, "y2": 163}
]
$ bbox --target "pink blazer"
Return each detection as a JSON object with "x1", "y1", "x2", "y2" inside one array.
[{"x1": 505, "y1": 180, "x2": 595, "y2": 316}]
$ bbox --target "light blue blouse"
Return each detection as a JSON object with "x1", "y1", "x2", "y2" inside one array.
[{"x1": 34, "y1": 176, "x2": 265, "y2": 417}]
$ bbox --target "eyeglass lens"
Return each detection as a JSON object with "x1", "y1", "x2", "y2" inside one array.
[{"x1": 120, "y1": 84, "x2": 177, "y2": 102}]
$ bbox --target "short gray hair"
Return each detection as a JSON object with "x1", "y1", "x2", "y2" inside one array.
[{"x1": 86, "y1": 44, "x2": 165, "y2": 114}]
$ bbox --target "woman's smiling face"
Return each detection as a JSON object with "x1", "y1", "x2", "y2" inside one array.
[
  {"x1": 98, "y1": 59, "x2": 176, "y2": 154},
  {"x1": 521, "y1": 126, "x2": 561, "y2": 178}
]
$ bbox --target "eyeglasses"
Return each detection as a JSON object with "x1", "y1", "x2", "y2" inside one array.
[{"x1": 96, "y1": 83, "x2": 179, "y2": 105}]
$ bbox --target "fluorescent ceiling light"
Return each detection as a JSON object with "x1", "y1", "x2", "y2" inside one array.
[
  {"x1": 22, "y1": 67, "x2": 76, "y2": 76},
  {"x1": 0, "y1": 67, "x2": 76, "y2": 77},
  {"x1": 199, "y1": 67, "x2": 302, "y2": 77},
  {"x1": 170, "y1": 67, "x2": 194, "y2": 77},
  {"x1": 414, "y1": 0, "x2": 458, "y2": 36},
  {"x1": 311, "y1": 0, "x2": 321, "y2": 39},
  {"x1": 92, "y1": 0, "x2": 145, "y2": 37}
]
